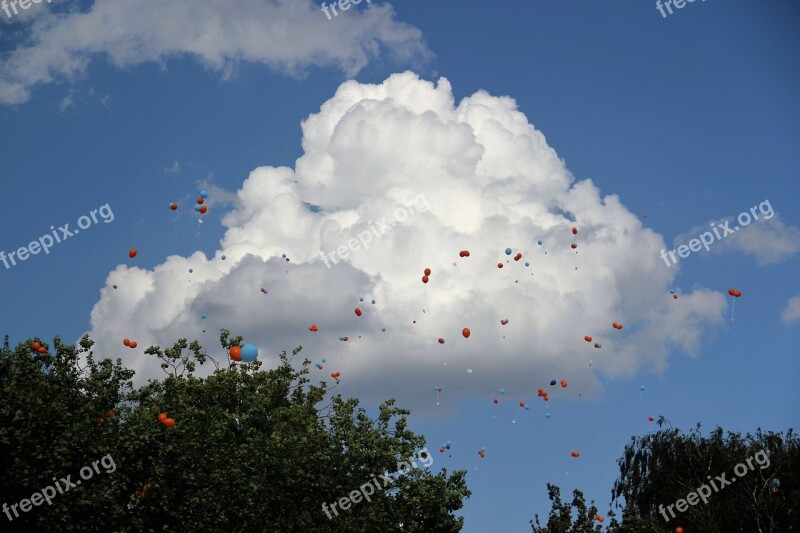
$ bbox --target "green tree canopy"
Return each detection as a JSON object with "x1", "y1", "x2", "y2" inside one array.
[{"x1": 0, "y1": 333, "x2": 470, "y2": 532}]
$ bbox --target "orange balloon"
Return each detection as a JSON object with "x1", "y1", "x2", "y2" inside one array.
[
  {"x1": 129, "y1": 248, "x2": 137, "y2": 258},
  {"x1": 675, "y1": 528, "x2": 684, "y2": 533},
  {"x1": 355, "y1": 307, "x2": 362, "y2": 317},
  {"x1": 595, "y1": 515, "x2": 604, "y2": 522},
  {"x1": 571, "y1": 451, "x2": 580, "y2": 458},
  {"x1": 197, "y1": 198, "x2": 204, "y2": 205},
  {"x1": 519, "y1": 401, "x2": 525, "y2": 407},
  {"x1": 584, "y1": 336, "x2": 592, "y2": 342},
  {"x1": 728, "y1": 288, "x2": 736, "y2": 296},
  {"x1": 31, "y1": 341, "x2": 40, "y2": 350},
  {"x1": 123, "y1": 339, "x2": 131, "y2": 346},
  {"x1": 462, "y1": 328, "x2": 471, "y2": 338},
  {"x1": 734, "y1": 290, "x2": 742, "y2": 298},
  {"x1": 38, "y1": 346, "x2": 47, "y2": 353},
  {"x1": 129, "y1": 341, "x2": 137, "y2": 349},
  {"x1": 200, "y1": 205, "x2": 208, "y2": 214},
  {"x1": 170, "y1": 203, "x2": 178, "y2": 211},
  {"x1": 158, "y1": 413, "x2": 168, "y2": 422},
  {"x1": 424, "y1": 268, "x2": 431, "y2": 276},
  {"x1": 230, "y1": 346, "x2": 242, "y2": 361},
  {"x1": 560, "y1": 380, "x2": 567, "y2": 388},
  {"x1": 163, "y1": 418, "x2": 176, "y2": 429}
]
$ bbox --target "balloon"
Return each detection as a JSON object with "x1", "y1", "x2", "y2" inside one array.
[
  {"x1": 228, "y1": 346, "x2": 242, "y2": 361},
  {"x1": 525, "y1": 262, "x2": 529, "y2": 267},
  {"x1": 497, "y1": 263, "x2": 503, "y2": 268},
  {"x1": 514, "y1": 253, "x2": 522, "y2": 261},
  {"x1": 309, "y1": 324, "x2": 318, "y2": 332},
  {"x1": 158, "y1": 413, "x2": 167, "y2": 423},
  {"x1": 640, "y1": 385, "x2": 646, "y2": 391},
  {"x1": 537, "y1": 240, "x2": 543, "y2": 245},
  {"x1": 282, "y1": 254, "x2": 286, "y2": 258},
  {"x1": 519, "y1": 401, "x2": 525, "y2": 407},
  {"x1": 32, "y1": 341, "x2": 40, "y2": 350},
  {"x1": 493, "y1": 398, "x2": 498, "y2": 404},
  {"x1": 381, "y1": 327, "x2": 386, "y2": 332},
  {"x1": 37, "y1": 346, "x2": 46, "y2": 353},
  {"x1": 550, "y1": 379, "x2": 557, "y2": 386},
  {"x1": 197, "y1": 198, "x2": 204, "y2": 205},
  {"x1": 572, "y1": 227, "x2": 578, "y2": 235},
  {"x1": 189, "y1": 268, "x2": 193, "y2": 273},
  {"x1": 129, "y1": 249, "x2": 137, "y2": 258},
  {"x1": 728, "y1": 288, "x2": 736, "y2": 296},
  {"x1": 221, "y1": 255, "x2": 226, "y2": 260},
  {"x1": 371, "y1": 299, "x2": 376, "y2": 304},
  {"x1": 648, "y1": 416, "x2": 654, "y2": 422},
  {"x1": 123, "y1": 339, "x2": 130, "y2": 346},
  {"x1": 438, "y1": 338, "x2": 445, "y2": 344},
  {"x1": 675, "y1": 528, "x2": 683, "y2": 533},
  {"x1": 343, "y1": 336, "x2": 349, "y2": 341},
  {"x1": 584, "y1": 336, "x2": 592, "y2": 342},
  {"x1": 199, "y1": 190, "x2": 208, "y2": 198},
  {"x1": 163, "y1": 418, "x2": 176, "y2": 429},
  {"x1": 355, "y1": 307, "x2": 362, "y2": 317},
  {"x1": 673, "y1": 294, "x2": 678, "y2": 299},
  {"x1": 545, "y1": 413, "x2": 550, "y2": 418},
  {"x1": 571, "y1": 451, "x2": 580, "y2": 458},
  {"x1": 201, "y1": 313, "x2": 207, "y2": 319},
  {"x1": 459, "y1": 250, "x2": 471, "y2": 257},
  {"x1": 560, "y1": 380, "x2": 567, "y2": 388},
  {"x1": 505, "y1": 248, "x2": 512, "y2": 255},
  {"x1": 170, "y1": 203, "x2": 178, "y2": 210},
  {"x1": 424, "y1": 268, "x2": 431, "y2": 276},
  {"x1": 240, "y1": 344, "x2": 259, "y2": 362},
  {"x1": 200, "y1": 205, "x2": 207, "y2": 214},
  {"x1": 194, "y1": 204, "x2": 201, "y2": 212},
  {"x1": 499, "y1": 388, "x2": 505, "y2": 394},
  {"x1": 595, "y1": 515, "x2": 604, "y2": 522},
  {"x1": 422, "y1": 275, "x2": 429, "y2": 283},
  {"x1": 462, "y1": 328, "x2": 471, "y2": 338},
  {"x1": 571, "y1": 243, "x2": 577, "y2": 249},
  {"x1": 129, "y1": 342, "x2": 137, "y2": 349}
]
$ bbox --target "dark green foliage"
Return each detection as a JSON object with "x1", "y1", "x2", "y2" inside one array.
[{"x1": 0, "y1": 333, "x2": 470, "y2": 532}]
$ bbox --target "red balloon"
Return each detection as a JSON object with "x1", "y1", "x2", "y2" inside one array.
[
  {"x1": 514, "y1": 252, "x2": 522, "y2": 261},
  {"x1": 595, "y1": 515, "x2": 604, "y2": 522},
  {"x1": 462, "y1": 328, "x2": 471, "y2": 338},
  {"x1": 197, "y1": 198, "x2": 204, "y2": 204},
  {"x1": 438, "y1": 338, "x2": 444, "y2": 344},
  {"x1": 230, "y1": 346, "x2": 242, "y2": 361},
  {"x1": 309, "y1": 324, "x2": 318, "y2": 332},
  {"x1": 584, "y1": 336, "x2": 592, "y2": 342},
  {"x1": 571, "y1": 451, "x2": 580, "y2": 458},
  {"x1": 343, "y1": 336, "x2": 349, "y2": 341},
  {"x1": 170, "y1": 203, "x2": 178, "y2": 210},
  {"x1": 675, "y1": 528, "x2": 684, "y2": 533},
  {"x1": 560, "y1": 380, "x2": 567, "y2": 388},
  {"x1": 422, "y1": 275, "x2": 429, "y2": 283},
  {"x1": 673, "y1": 294, "x2": 678, "y2": 299},
  {"x1": 572, "y1": 227, "x2": 578, "y2": 235},
  {"x1": 163, "y1": 418, "x2": 176, "y2": 429},
  {"x1": 519, "y1": 401, "x2": 525, "y2": 407},
  {"x1": 98, "y1": 418, "x2": 105, "y2": 425},
  {"x1": 355, "y1": 307, "x2": 362, "y2": 317},
  {"x1": 570, "y1": 243, "x2": 577, "y2": 249},
  {"x1": 129, "y1": 341, "x2": 137, "y2": 349},
  {"x1": 158, "y1": 413, "x2": 168, "y2": 423},
  {"x1": 437, "y1": 387, "x2": 442, "y2": 392},
  {"x1": 493, "y1": 398, "x2": 499, "y2": 404},
  {"x1": 440, "y1": 447, "x2": 445, "y2": 453},
  {"x1": 123, "y1": 339, "x2": 131, "y2": 346},
  {"x1": 200, "y1": 205, "x2": 208, "y2": 214},
  {"x1": 648, "y1": 416, "x2": 655, "y2": 422},
  {"x1": 31, "y1": 341, "x2": 40, "y2": 350},
  {"x1": 37, "y1": 346, "x2": 46, "y2": 353},
  {"x1": 107, "y1": 411, "x2": 115, "y2": 418},
  {"x1": 497, "y1": 263, "x2": 503, "y2": 268},
  {"x1": 734, "y1": 290, "x2": 742, "y2": 298},
  {"x1": 424, "y1": 268, "x2": 431, "y2": 276},
  {"x1": 129, "y1": 248, "x2": 137, "y2": 258},
  {"x1": 728, "y1": 288, "x2": 736, "y2": 296}
]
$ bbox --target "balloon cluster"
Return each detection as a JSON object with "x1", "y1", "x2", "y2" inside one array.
[
  {"x1": 612, "y1": 322, "x2": 624, "y2": 330},
  {"x1": 30, "y1": 341, "x2": 47, "y2": 354},
  {"x1": 122, "y1": 338, "x2": 138, "y2": 349},
  {"x1": 229, "y1": 344, "x2": 259, "y2": 363},
  {"x1": 727, "y1": 288, "x2": 742, "y2": 298},
  {"x1": 194, "y1": 190, "x2": 209, "y2": 214},
  {"x1": 158, "y1": 412, "x2": 176, "y2": 429},
  {"x1": 421, "y1": 267, "x2": 432, "y2": 284}
]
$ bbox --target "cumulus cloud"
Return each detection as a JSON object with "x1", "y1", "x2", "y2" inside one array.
[
  {"x1": 86, "y1": 72, "x2": 726, "y2": 410},
  {"x1": 782, "y1": 296, "x2": 800, "y2": 324},
  {"x1": 672, "y1": 201, "x2": 800, "y2": 266},
  {"x1": 0, "y1": 0, "x2": 430, "y2": 105}
]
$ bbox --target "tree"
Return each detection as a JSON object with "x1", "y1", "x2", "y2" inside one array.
[
  {"x1": 0, "y1": 332, "x2": 470, "y2": 532},
  {"x1": 530, "y1": 484, "x2": 604, "y2": 532}
]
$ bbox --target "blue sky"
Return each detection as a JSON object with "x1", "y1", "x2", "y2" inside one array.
[{"x1": 1, "y1": 1, "x2": 799, "y2": 531}]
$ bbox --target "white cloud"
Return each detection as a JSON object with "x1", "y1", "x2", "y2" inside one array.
[
  {"x1": 85, "y1": 72, "x2": 726, "y2": 409},
  {"x1": 0, "y1": 0, "x2": 431, "y2": 106},
  {"x1": 782, "y1": 296, "x2": 800, "y2": 324}
]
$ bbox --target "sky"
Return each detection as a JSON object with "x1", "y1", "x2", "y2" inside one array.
[{"x1": 1, "y1": 1, "x2": 799, "y2": 531}]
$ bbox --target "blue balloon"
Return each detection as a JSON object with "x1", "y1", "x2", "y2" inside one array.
[
  {"x1": 640, "y1": 385, "x2": 646, "y2": 391},
  {"x1": 499, "y1": 388, "x2": 505, "y2": 395},
  {"x1": 525, "y1": 261, "x2": 530, "y2": 267},
  {"x1": 773, "y1": 479, "x2": 780, "y2": 487},
  {"x1": 360, "y1": 297, "x2": 364, "y2": 302},
  {"x1": 282, "y1": 254, "x2": 286, "y2": 258},
  {"x1": 505, "y1": 248, "x2": 512, "y2": 255},
  {"x1": 201, "y1": 313, "x2": 207, "y2": 319},
  {"x1": 550, "y1": 379, "x2": 557, "y2": 386},
  {"x1": 446, "y1": 440, "x2": 452, "y2": 445},
  {"x1": 545, "y1": 413, "x2": 551, "y2": 419},
  {"x1": 537, "y1": 240, "x2": 543, "y2": 245},
  {"x1": 321, "y1": 358, "x2": 326, "y2": 363},
  {"x1": 480, "y1": 447, "x2": 486, "y2": 452},
  {"x1": 189, "y1": 268, "x2": 193, "y2": 273},
  {"x1": 194, "y1": 204, "x2": 201, "y2": 212},
  {"x1": 381, "y1": 327, "x2": 386, "y2": 332},
  {"x1": 524, "y1": 405, "x2": 530, "y2": 410},
  {"x1": 371, "y1": 299, "x2": 376, "y2": 304},
  {"x1": 240, "y1": 344, "x2": 259, "y2": 362},
  {"x1": 199, "y1": 190, "x2": 208, "y2": 198},
  {"x1": 221, "y1": 255, "x2": 226, "y2": 260}
]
